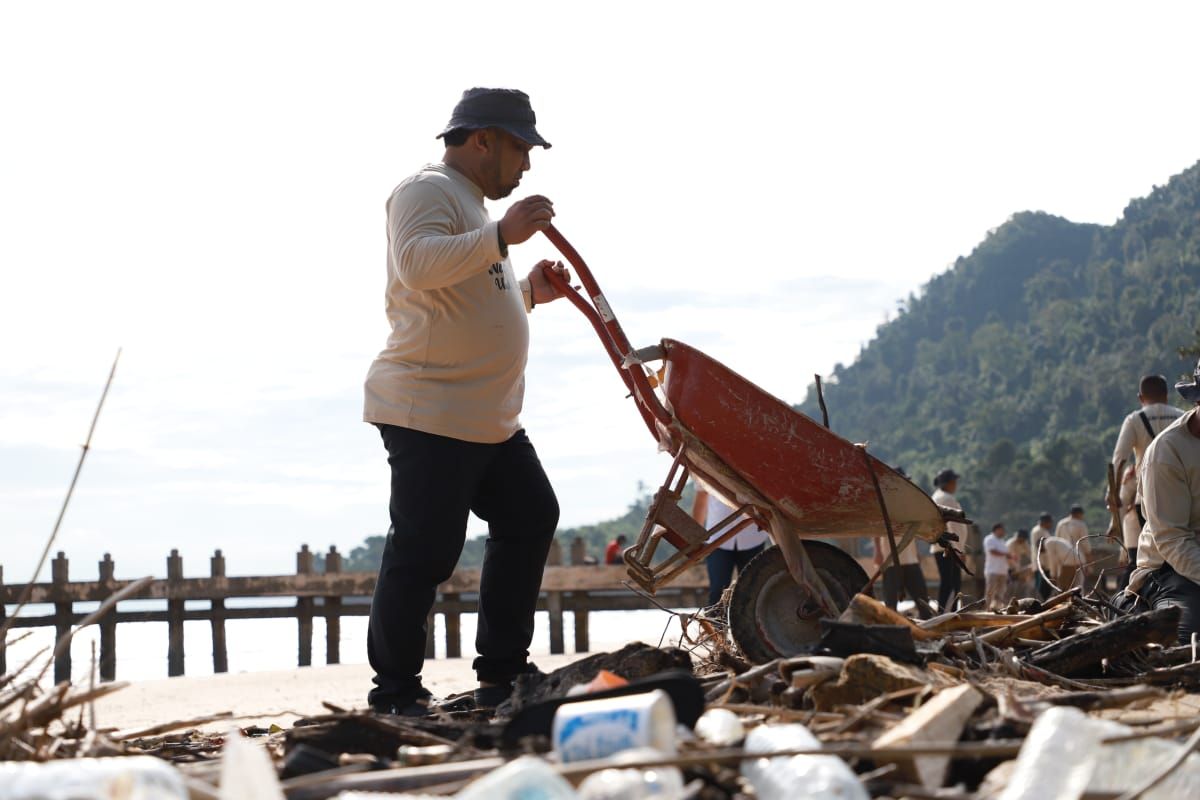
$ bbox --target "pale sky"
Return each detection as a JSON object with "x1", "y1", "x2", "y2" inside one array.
[{"x1": 3, "y1": 1, "x2": 1199, "y2": 583}]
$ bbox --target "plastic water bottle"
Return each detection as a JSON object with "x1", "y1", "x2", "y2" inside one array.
[
  {"x1": 695, "y1": 708, "x2": 745, "y2": 746},
  {"x1": 552, "y1": 689, "x2": 676, "y2": 763},
  {"x1": 998, "y1": 707, "x2": 1102, "y2": 800},
  {"x1": 220, "y1": 730, "x2": 285, "y2": 800},
  {"x1": 455, "y1": 755, "x2": 578, "y2": 800},
  {"x1": 577, "y1": 764, "x2": 684, "y2": 799},
  {"x1": 0, "y1": 756, "x2": 188, "y2": 799},
  {"x1": 741, "y1": 723, "x2": 868, "y2": 800}
]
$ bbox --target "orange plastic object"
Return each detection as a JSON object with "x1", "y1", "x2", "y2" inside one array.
[{"x1": 583, "y1": 669, "x2": 629, "y2": 693}]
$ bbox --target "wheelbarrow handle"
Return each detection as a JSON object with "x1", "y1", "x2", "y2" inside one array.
[{"x1": 540, "y1": 224, "x2": 672, "y2": 432}]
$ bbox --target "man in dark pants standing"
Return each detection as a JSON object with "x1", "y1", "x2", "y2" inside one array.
[
  {"x1": 362, "y1": 88, "x2": 570, "y2": 715},
  {"x1": 930, "y1": 468, "x2": 966, "y2": 611}
]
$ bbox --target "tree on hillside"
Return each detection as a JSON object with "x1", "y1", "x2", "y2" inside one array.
[{"x1": 797, "y1": 161, "x2": 1200, "y2": 532}]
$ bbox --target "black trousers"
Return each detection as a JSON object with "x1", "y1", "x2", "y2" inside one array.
[
  {"x1": 367, "y1": 425, "x2": 559, "y2": 707},
  {"x1": 883, "y1": 564, "x2": 932, "y2": 619},
  {"x1": 935, "y1": 550, "x2": 962, "y2": 611},
  {"x1": 1142, "y1": 563, "x2": 1200, "y2": 645},
  {"x1": 705, "y1": 544, "x2": 764, "y2": 606}
]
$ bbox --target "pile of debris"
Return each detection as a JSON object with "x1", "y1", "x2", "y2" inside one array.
[{"x1": 5, "y1": 588, "x2": 1200, "y2": 799}]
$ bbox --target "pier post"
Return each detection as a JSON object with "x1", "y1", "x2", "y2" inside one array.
[
  {"x1": 0, "y1": 565, "x2": 7, "y2": 675},
  {"x1": 547, "y1": 591, "x2": 565, "y2": 655},
  {"x1": 52, "y1": 552, "x2": 72, "y2": 683},
  {"x1": 98, "y1": 553, "x2": 117, "y2": 681},
  {"x1": 211, "y1": 550, "x2": 228, "y2": 673},
  {"x1": 167, "y1": 549, "x2": 185, "y2": 677},
  {"x1": 297, "y1": 546, "x2": 314, "y2": 667},
  {"x1": 324, "y1": 546, "x2": 342, "y2": 665}
]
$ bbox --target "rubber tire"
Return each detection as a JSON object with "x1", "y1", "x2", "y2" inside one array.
[{"x1": 728, "y1": 541, "x2": 870, "y2": 664}]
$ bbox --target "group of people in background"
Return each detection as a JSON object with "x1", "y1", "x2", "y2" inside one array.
[{"x1": 980, "y1": 508, "x2": 1088, "y2": 611}]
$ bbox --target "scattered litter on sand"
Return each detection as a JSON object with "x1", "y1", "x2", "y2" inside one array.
[{"x1": 8, "y1": 586, "x2": 1200, "y2": 799}]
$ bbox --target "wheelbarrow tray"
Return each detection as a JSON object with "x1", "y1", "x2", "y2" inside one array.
[{"x1": 660, "y1": 337, "x2": 943, "y2": 544}]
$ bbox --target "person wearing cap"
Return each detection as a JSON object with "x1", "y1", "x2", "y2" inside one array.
[
  {"x1": 1030, "y1": 512, "x2": 1055, "y2": 598},
  {"x1": 1125, "y1": 360, "x2": 1200, "y2": 644},
  {"x1": 363, "y1": 88, "x2": 566, "y2": 716},
  {"x1": 1055, "y1": 505, "x2": 1090, "y2": 563},
  {"x1": 1110, "y1": 375, "x2": 1182, "y2": 586},
  {"x1": 930, "y1": 468, "x2": 966, "y2": 611}
]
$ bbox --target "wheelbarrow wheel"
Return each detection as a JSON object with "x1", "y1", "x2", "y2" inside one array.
[{"x1": 728, "y1": 541, "x2": 869, "y2": 664}]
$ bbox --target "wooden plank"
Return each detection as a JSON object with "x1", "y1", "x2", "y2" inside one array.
[
  {"x1": 1029, "y1": 606, "x2": 1180, "y2": 676},
  {"x1": 872, "y1": 683, "x2": 984, "y2": 788},
  {"x1": 0, "y1": 565, "x2": 708, "y2": 604},
  {"x1": 166, "y1": 550, "x2": 185, "y2": 677},
  {"x1": 52, "y1": 552, "x2": 72, "y2": 684}
]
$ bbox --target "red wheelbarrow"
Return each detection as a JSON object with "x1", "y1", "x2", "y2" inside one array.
[{"x1": 541, "y1": 226, "x2": 963, "y2": 662}]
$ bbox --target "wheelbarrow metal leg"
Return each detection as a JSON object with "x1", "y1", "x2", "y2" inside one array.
[{"x1": 770, "y1": 515, "x2": 842, "y2": 618}]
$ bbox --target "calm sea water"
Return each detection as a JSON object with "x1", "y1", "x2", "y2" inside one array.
[{"x1": 4, "y1": 601, "x2": 698, "y2": 685}]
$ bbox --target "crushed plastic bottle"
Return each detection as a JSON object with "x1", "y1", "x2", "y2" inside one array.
[
  {"x1": 998, "y1": 707, "x2": 1103, "y2": 800},
  {"x1": 694, "y1": 707, "x2": 745, "y2": 746},
  {"x1": 455, "y1": 755, "x2": 577, "y2": 800},
  {"x1": 0, "y1": 756, "x2": 187, "y2": 800},
  {"x1": 741, "y1": 723, "x2": 868, "y2": 800},
  {"x1": 996, "y1": 706, "x2": 1200, "y2": 800},
  {"x1": 220, "y1": 729, "x2": 286, "y2": 800}
]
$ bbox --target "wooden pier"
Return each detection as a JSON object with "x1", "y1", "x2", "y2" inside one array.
[{"x1": 0, "y1": 540, "x2": 708, "y2": 683}]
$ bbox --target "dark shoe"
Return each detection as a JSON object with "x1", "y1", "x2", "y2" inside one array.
[
  {"x1": 473, "y1": 682, "x2": 514, "y2": 710},
  {"x1": 474, "y1": 662, "x2": 543, "y2": 710},
  {"x1": 372, "y1": 686, "x2": 434, "y2": 717}
]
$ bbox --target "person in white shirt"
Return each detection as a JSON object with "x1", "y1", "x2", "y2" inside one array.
[
  {"x1": 1030, "y1": 513, "x2": 1055, "y2": 598},
  {"x1": 1055, "y1": 505, "x2": 1090, "y2": 562},
  {"x1": 691, "y1": 486, "x2": 770, "y2": 606},
  {"x1": 930, "y1": 468, "x2": 966, "y2": 611},
  {"x1": 1110, "y1": 374, "x2": 1182, "y2": 587},
  {"x1": 983, "y1": 523, "x2": 1011, "y2": 611},
  {"x1": 1125, "y1": 360, "x2": 1200, "y2": 644}
]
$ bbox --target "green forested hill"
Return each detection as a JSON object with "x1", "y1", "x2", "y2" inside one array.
[{"x1": 797, "y1": 161, "x2": 1200, "y2": 531}]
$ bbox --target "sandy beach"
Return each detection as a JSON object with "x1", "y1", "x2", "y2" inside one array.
[{"x1": 93, "y1": 653, "x2": 585, "y2": 734}]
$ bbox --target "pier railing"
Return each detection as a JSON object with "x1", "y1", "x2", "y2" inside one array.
[{"x1": 0, "y1": 540, "x2": 708, "y2": 683}]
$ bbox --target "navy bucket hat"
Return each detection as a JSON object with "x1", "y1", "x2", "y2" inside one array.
[{"x1": 437, "y1": 88, "x2": 551, "y2": 149}]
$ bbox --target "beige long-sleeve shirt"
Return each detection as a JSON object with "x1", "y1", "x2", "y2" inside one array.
[
  {"x1": 1055, "y1": 516, "x2": 1089, "y2": 550},
  {"x1": 1113, "y1": 402, "x2": 1183, "y2": 469},
  {"x1": 363, "y1": 163, "x2": 533, "y2": 443},
  {"x1": 1130, "y1": 408, "x2": 1200, "y2": 589}
]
